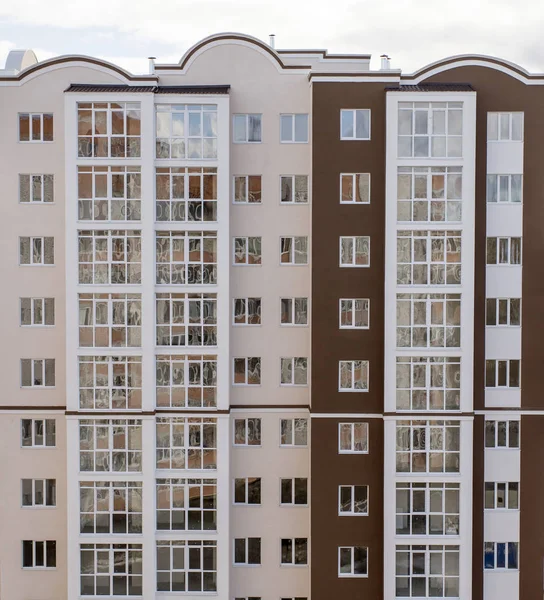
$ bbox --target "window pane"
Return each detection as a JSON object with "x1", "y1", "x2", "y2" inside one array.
[{"x1": 280, "y1": 115, "x2": 292, "y2": 142}]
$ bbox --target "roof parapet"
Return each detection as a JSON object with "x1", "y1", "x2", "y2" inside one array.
[{"x1": 2, "y1": 49, "x2": 38, "y2": 74}]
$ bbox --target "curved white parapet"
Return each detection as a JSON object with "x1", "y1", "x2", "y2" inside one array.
[{"x1": 4, "y1": 49, "x2": 38, "y2": 73}]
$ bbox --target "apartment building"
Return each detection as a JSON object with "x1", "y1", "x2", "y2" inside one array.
[{"x1": 0, "y1": 32, "x2": 540, "y2": 600}]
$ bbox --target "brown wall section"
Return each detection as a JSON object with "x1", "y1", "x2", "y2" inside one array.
[{"x1": 311, "y1": 82, "x2": 387, "y2": 599}]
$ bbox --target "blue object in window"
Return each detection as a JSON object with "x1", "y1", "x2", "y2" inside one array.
[
  {"x1": 496, "y1": 543, "x2": 506, "y2": 568},
  {"x1": 508, "y1": 543, "x2": 518, "y2": 569},
  {"x1": 484, "y1": 544, "x2": 494, "y2": 569}
]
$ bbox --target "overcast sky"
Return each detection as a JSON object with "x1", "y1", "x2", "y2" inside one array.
[{"x1": 1, "y1": 0, "x2": 543, "y2": 75}]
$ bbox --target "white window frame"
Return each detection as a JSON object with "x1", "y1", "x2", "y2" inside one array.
[
  {"x1": 233, "y1": 297, "x2": 261, "y2": 326},
  {"x1": 340, "y1": 173, "x2": 370, "y2": 204},
  {"x1": 233, "y1": 357, "x2": 261, "y2": 386},
  {"x1": 338, "y1": 360, "x2": 369, "y2": 392},
  {"x1": 280, "y1": 418, "x2": 308, "y2": 447},
  {"x1": 22, "y1": 540, "x2": 56, "y2": 569},
  {"x1": 338, "y1": 485, "x2": 369, "y2": 516},
  {"x1": 338, "y1": 422, "x2": 369, "y2": 454},
  {"x1": 485, "y1": 420, "x2": 520, "y2": 449},
  {"x1": 233, "y1": 418, "x2": 262, "y2": 447},
  {"x1": 484, "y1": 482, "x2": 519, "y2": 510},
  {"x1": 485, "y1": 359, "x2": 520, "y2": 389},
  {"x1": 280, "y1": 175, "x2": 309, "y2": 204},
  {"x1": 21, "y1": 479, "x2": 56, "y2": 508},
  {"x1": 338, "y1": 546, "x2": 368, "y2": 577},
  {"x1": 233, "y1": 114, "x2": 262, "y2": 144},
  {"x1": 487, "y1": 112, "x2": 524, "y2": 142},
  {"x1": 233, "y1": 477, "x2": 261, "y2": 506},
  {"x1": 486, "y1": 237, "x2": 522, "y2": 265},
  {"x1": 486, "y1": 298, "x2": 521, "y2": 327},
  {"x1": 484, "y1": 542, "x2": 519, "y2": 570},
  {"x1": 339, "y1": 299, "x2": 370, "y2": 329},
  {"x1": 339, "y1": 236, "x2": 370, "y2": 267},
  {"x1": 80, "y1": 543, "x2": 143, "y2": 595},
  {"x1": 18, "y1": 112, "x2": 53, "y2": 143},
  {"x1": 280, "y1": 236, "x2": 309, "y2": 265},
  {"x1": 21, "y1": 419, "x2": 56, "y2": 448},
  {"x1": 340, "y1": 109, "x2": 371, "y2": 141},
  {"x1": 233, "y1": 175, "x2": 262, "y2": 204},
  {"x1": 156, "y1": 540, "x2": 216, "y2": 593},
  {"x1": 233, "y1": 236, "x2": 262, "y2": 266},
  {"x1": 280, "y1": 538, "x2": 308, "y2": 566},
  {"x1": 20, "y1": 297, "x2": 55, "y2": 327},
  {"x1": 19, "y1": 236, "x2": 54, "y2": 266},
  {"x1": 280, "y1": 357, "x2": 308, "y2": 386},
  {"x1": 395, "y1": 545, "x2": 460, "y2": 596},
  {"x1": 233, "y1": 538, "x2": 262, "y2": 566},
  {"x1": 486, "y1": 174, "x2": 523, "y2": 204},
  {"x1": 280, "y1": 113, "x2": 309, "y2": 143},
  {"x1": 19, "y1": 174, "x2": 54, "y2": 204},
  {"x1": 155, "y1": 417, "x2": 216, "y2": 471},
  {"x1": 280, "y1": 297, "x2": 308, "y2": 326},
  {"x1": 156, "y1": 478, "x2": 217, "y2": 531},
  {"x1": 280, "y1": 478, "x2": 308, "y2": 506},
  {"x1": 20, "y1": 358, "x2": 55, "y2": 388}
]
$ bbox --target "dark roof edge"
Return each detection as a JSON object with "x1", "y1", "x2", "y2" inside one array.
[
  {"x1": 386, "y1": 82, "x2": 475, "y2": 92},
  {"x1": 65, "y1": 83, "x2": 231, "y2": 94}
]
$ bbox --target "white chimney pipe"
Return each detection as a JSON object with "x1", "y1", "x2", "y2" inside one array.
[
  {"x1": 269, "y1": 34, "x2": 276, "y2": 49},
  {"x1": 380, "y1": 54, "x2": 390, "y2": 70},
  {"x1": 148, "y1": 56, "x2": 156, "y2": 74}
]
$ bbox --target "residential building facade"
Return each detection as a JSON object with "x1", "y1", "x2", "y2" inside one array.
[{"x1": 0, "y1": 32, "x2": 540, "y2": 600}]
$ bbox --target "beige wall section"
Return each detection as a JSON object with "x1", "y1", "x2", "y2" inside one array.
[
  {"x1": 230, "y1": 411, "x2": 310, "y2": 599},
  {"x1": 0, "y1": 413, "x2": 67, "y2": 600}
]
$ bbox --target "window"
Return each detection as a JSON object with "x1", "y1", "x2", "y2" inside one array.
[
  {"x1": 339, "y1": 360, "x2": 369, "y2": 391},
  {"x1": 78, "y1": 293, "x2": 142, "y2": 348},
  {"x1": 80, "y1": 543, "x2": 142, "y2": 595},
  {"x1": 80, "y1": 481, "x2": 142, "y2": 534},
  {"x1": 486, "y1": 237, "x2": 522, "y2": 265},
  {"x1": 487, "y1": 174, "x2": 522, "y2": 204},
  {"x1": 397, "y1": 230, "x2": 462, "y2": 285},
  {"x1": 22, "y1": 540, "x2": 56, "y2": 568},
  {"x1": 339, "y1": 485, "x2": 368, "y2": 516},
  {"x1": 484, "y1": 542, "x2": 519, "y2": 570},
  {"x1": 339, "y1": 423, "x2": 369, "y2": 453},
  {"x1": 19, "y1": 236, "x2": 54, "y2": 265},
  {"x1": 485, "y1": 420, "x2": 520, "y2": 448},
  {"x1": 396, "y1": 482, "x2": 460, "y2": 535},
  {"x1": 22, "y1": 479, "x2": 56, "y2": 507},
  {"x1": 79, "y1": 419, "x2": 142, "y2": 472},
  {"x1": 156, "y1": 167, "x2": 217, "y2": 221},
  {"x1": 281, "y1": 478, "x2": 308, "y2": 505},
  {"x1": 396, "y1": 545, "x2": 459, "y2": 597},
  {"x1": 156, "y1": 355, "x2": 217, "y2": 409},
  {"x1": 281, "y1": 539, "x2": 308, "y2": 565},
  {"x1": 280, "y1": 419, "x2": 308, "y2": 447},
  {"x1": 398, "y1": 102, "x2": 463, "y2": 158},
  {"x1": 156, "y1": 479, "x2": 217, "y2": 530},
  {"x1": 485, "y1": 359, "x2": 520, "y2": 388},
  {"x1": 281, "y1": 597, "x2": 307, "y2": 600},
  {"x1": 397, "y1": 293, "x2": 461, "y2": 348},
  {"x1": 78, "y1": 166, "x2": 141, "y2": 221},
  {"x1": 280, "y1": 357, "x2": 308, "y2": 386},
  {"x1": 485, "y1": 482, "x2": 519, "y2": 510},
  {"x1": 486, "y1": 298, "x2": 521, "y2": 326},
  {"x1": 156, "y1": 540, "x2": 216, "y2": 592},
  {"x1": 234, "y1": 237, "x2": 262, "y2": 265},
  {"x1": 157, "y1": 231, "x2": 218, "y2": 284},
  {"x1": 340, "y1": 236, "x2": 370, "y2": 267},
  {"x1": 340, "y1": 173, "x2": 370, "y2": 204},
  {"x1": 156, "y1": 293, "x2": 217, "y2": 346},
  {"x1": 233, "y1": 357, "x2": 261, "y2": 385},
  {"x1": 21, "y1": 419, "x2": 55, "y2": 448},
  {"x1": 233, "y1": 114, "x2": 262, "y2": 143},
  {"x1": 78, "y1": 230, "x2": 141, "y2": 284},
  {"x1": 156, "y1": 104, "x2": 217, "y2": 159},
  {"x1": 396, "y1": 357, "x2": 461, "y2": 411},
  {"x1": 339, "y1": 299, "x2": 369, "y2": 329},
  {"x1": 20, "y1": 298, "x2": 55, "y2": 326},
  {"x1": 487, "y1": 112, "x2": 523, "y2": 142},
  {"x1": 21, "y1": 359, "x2": 55, "y2": 387},
  {"x1": 280, "y1": 297, "x2": 308, "y2": 325},
  {"x1": 234, "y1": 538, "x2": 261, "y2": 565},
  {"x1": 19, "y1": 174, "x2": 54, "y2": 203},
  {"x1": 79, "y1": 356, "x2": 142, "y2": 410},
  {"x1": 233, "y1": 419, "x2": 261, "y2": 446},
  {"x1": 234, "y1": 478, "x2": 261, "y2": 505},
  {"x1": 78, "y1": 102, "x2": 140, "y2": 158},
  {"x1": 280, "y1": 176, "x2": 309, "y2": 203},
  {"x1": 234, "y1": 298, "x2": 261, "y2": 325},
  {"x1": 396, "y1": 420, "x2": 460, "y2": 474},
  {"x1": 397, "y1": 166, "x2": 462, "y2": 223},
  {"x1": 280, "y1": 236, "x2": 308, "y2": 265},
  {"x1": 234, "y1": 175, "x2": 262, "y2": 203},
  {"x1": 19, "y1": 113, "x2": 53, "y2": 142},
  {"x1": 156, "y1": 417, "x2": 217, "y2": 470},
  {"x1": 340, "y1": 109, "x2": 370, "y2": 140},
  {"x1": 280, "y1": 114, "x2": 309, "y2": 143},
  {"x1": 338, "y1": 546, "x2": 368, "y2": 577}
]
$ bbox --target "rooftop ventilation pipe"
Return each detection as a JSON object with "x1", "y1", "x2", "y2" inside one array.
[{"x1": 269, "y1": 34, "x2": 276, "y2": 49}]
